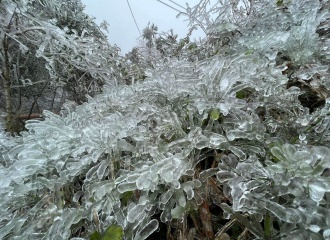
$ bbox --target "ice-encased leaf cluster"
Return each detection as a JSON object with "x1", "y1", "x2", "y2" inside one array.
[
  {"x1": 1, "y1": 0, "x2": 330, "y2": 239},
  {"x1": 218, "y1": 146, "x2": 330, "y2": 238}
]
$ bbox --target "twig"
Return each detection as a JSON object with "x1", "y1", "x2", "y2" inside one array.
[{"x1": 198, "y1": 199, "x2": 214, "y2": 238}]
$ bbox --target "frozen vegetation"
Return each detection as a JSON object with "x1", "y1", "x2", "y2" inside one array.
[{"x1": 1, "y1": 0, "x2": 330, "y2": 239}]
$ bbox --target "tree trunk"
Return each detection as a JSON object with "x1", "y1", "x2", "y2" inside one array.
[{"x1": 2, "y1": 35, "x2": 14, "y2": 133}]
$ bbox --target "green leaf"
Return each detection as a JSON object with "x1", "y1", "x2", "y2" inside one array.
[
  {"x1": 210, "y1": 109, "x2": 220, "y2": 121},
  {"x1": 276, "y1": 0, "x2": 284, "y2": 7},
  {"x1": 121, "y1": 191, "x2": 134, "y2": 206},
  {"x1": 90, "y1": 231, "x2": 102, "y2": 240},
  {"x1": 236, "y1": 90, "x2": 247, "y2": 99},
  {"x1": 100, "y1": 225, "x2": 124, "y2": 240},
  {"x1": 188, "y1": 43, "x2": 197, "y2": 50}
]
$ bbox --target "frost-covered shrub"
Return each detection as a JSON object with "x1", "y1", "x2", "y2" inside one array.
[{"x1": 1, "y1": 0, "x2": 330, "y2": 239}]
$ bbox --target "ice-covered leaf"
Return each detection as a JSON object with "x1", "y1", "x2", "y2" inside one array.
[
  {"x1": 171, "y1": 205, "x2": 186, "y2": 220},
  {"x1": 229, "y1": 146, "x2": 246, "y2": 160},
  {"x1": 175, "y1": 189, "x2": 186, "y2": 207},
  {"x1": 117, "y1": 182, "x2": 137, "y2": 193},
  {"x1": 97, "y1": 159, "x2": 109, "y2": 179},
  {"x1": 134, "y1": 219, "x2": 158, "y2": 240},
  {"x1": 136, "y1": 171, "x2": 156, "y2": 191},
  {"x1": 216, "y1": 171, "x2": 236, "y2": 183},
  {"x1": 309, "y1": 180, "x2": 326, "y2": 202},
  {"x1": 127, "y1": 204, "x2": 146, "y2": 223},
  {"x1": 221, "y1": 154, "x2": 238, "y2": 169},
  {"x1": 160, "y1": 189, "x2": 174, "y2": 205},
  {"x1": 323, "y1": 229, "x2": 330, "y2": 239},
  {"x1": 199, "y1": 168, "x2": 218, "y2": 182},
  {"x1": 271, "y1": 147, "x2": 286, "y2": 162},
  {"x1": 209, "y1": 133, "x2": 227, "y2": 147}
]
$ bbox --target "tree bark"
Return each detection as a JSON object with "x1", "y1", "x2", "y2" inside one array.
[{"x1": 2, "y1": 35, "x2": 14, "y2": 132}]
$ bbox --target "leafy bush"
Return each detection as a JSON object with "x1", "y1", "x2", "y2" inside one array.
[{"x1": 1, "y1": 0, "x2": 330, "y2": 239}]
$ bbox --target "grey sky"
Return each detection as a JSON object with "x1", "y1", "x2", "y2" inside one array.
[{"x1": 81, "y1": 0, "x2": 205, "y2": 54}]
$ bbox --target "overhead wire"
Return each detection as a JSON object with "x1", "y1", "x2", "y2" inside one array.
[
  {"x1": 167, "y1": 0, "x2": 186, "y2": 10},
  {"x1": 155, "y1": 0, "x2": 207, "y2": 34},
  {"x1": 126, "y1": 0, "x2": 141, "y2": 35},
  {"x1": 155, "y1": 0, "x2": 182, "y2": 13}
]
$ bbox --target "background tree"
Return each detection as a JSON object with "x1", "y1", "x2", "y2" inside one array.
[{"x1": 0, "y1": 0, "x2": 123, "y2": 133}]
